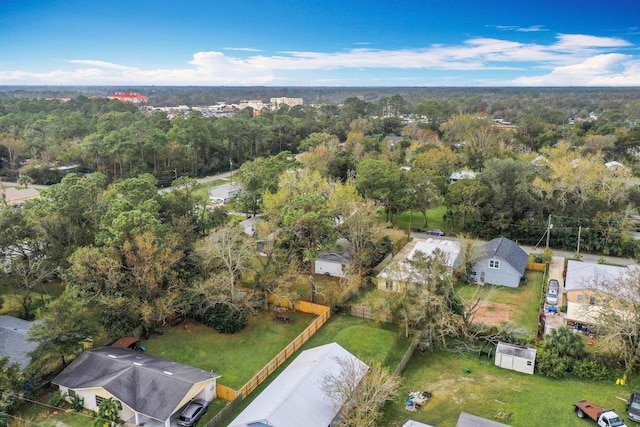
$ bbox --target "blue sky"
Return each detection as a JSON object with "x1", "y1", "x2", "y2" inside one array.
[{"x1": 2, "y1": 0, "x2": 640, "y2": 86}]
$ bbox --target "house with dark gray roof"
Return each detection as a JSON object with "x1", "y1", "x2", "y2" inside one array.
[
  {"x1": 52, "y1": 347, "x2": 220, "y2": 427},
  {"x1": 0, "y1": 315, "x2": 38, "y2": 369},
  {"x1": 470, "y1": 237, "x2": 528, "y2": 288}
]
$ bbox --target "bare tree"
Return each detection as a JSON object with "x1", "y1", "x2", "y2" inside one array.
[
  {"x1": 197, "y1": 223, "x2": 254, "y2": 303},
  {"x1": 588, "y1": 265, "x2": 640, "y2": 373},
  {"x1": 321, "y1": 356, "x2": 400, "y2": 427}
]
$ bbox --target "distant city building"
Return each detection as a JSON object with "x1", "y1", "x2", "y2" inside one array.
[
  {"x1": 238, "y1": 100, "x2": 266, "y2": 110},
  {"x1": 107, "y1": 93, "x2": 149, "y2": 104},
  {"x1": 270, "y1": 97, "x2": 303, "y2": 109}
]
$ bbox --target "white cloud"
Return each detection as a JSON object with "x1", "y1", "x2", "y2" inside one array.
[
  {"x1": 492, "y1": 25, "x2": 547, "y2": 32},
  {"x1": 0, "y1": 33, "x2": 637, "y2": 85},
  {"x1": 510, "y1": 54, "x2": 640, "y2": 86},
  {"x1": 222, "y1": 47, "x2": 262, "y2": 52},
  {"x1": 67, "y1": 60, "x2": 138, "y2": 70}
]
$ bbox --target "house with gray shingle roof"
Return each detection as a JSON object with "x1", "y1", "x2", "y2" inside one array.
[
  {"x1": 52, "y1": 347, "x2": 220, "y2": 427},
  {"x1": 0, "y1": 315, "x2": 38, "y2": 369},
  {"x1": 470, "y1": 237, "x2": 528, "y2": 288}
]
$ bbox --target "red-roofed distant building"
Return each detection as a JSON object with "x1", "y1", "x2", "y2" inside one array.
[{"x1": 107, "y1": 93, "x2": 148, "y2": 104}]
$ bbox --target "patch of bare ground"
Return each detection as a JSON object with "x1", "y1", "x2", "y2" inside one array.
[{"x1": 471, "y1": 301, "x2": 515, "y2": 327}]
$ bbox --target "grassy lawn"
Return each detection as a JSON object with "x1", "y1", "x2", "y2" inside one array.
[
  {"x1": 141, "y1": 310, "x2": 316, "y2": 390},
  {"x1": 300, "y1": 314, "x2": 411, "y2": 368},
  {"x1": 0, "y1": 281, "x2": 66, "y2": 318},
  {"x1": 391, "y1": 205, "x2": 449, "y2": 234},
  {"x1": 381, "y1": 350, "x2": 633, "y2": 427}
]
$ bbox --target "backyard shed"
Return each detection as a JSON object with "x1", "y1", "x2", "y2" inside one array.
[{"x1": 494, "y1": 342, "x2": 536, "y2": 375}]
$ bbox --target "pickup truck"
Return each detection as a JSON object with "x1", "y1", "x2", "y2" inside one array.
[{"x1": 575, "y1": 400, "x2": 627, "y2": 427}]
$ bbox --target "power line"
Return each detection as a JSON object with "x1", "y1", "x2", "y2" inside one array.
[{"x1": 2, "y1": 390, "x2": 101, "y2": 422}]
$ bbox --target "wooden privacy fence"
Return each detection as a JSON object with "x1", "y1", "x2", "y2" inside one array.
[
  {"x1": 238, "y1": 302, "x2": 330, "y2": 398},
  {"x1": 216, "y1": 383, "x2": 240, "y2": 402},
  {"x1": 526, "y1": 262, "x2": 546, "y2": 271}
]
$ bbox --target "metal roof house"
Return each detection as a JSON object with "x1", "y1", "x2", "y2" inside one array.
[
  {"x1": 208, "y1": 182, "x2": 242, "y2": 204},
  {"x1": 228, "y1": 343, "x2": 368, "y2": 427},
  {"x1": 471, "y1": 237, "x2": 528, "y2": 288},
  {"x1": 564, "y1": 260, "x2": 631, "y2": 326},
  {"x1": 376, "y1": 238, "x2": 461, "y2": 292},
  {"x1": 52, "y1": 347, "x2": 220, "y2": 427},
  {"x1": 0, "y1": 315, "x2": 38, "y2": 369},
  {"x1": 457, "y1": 412, "x2": 511, "y2": 426}
]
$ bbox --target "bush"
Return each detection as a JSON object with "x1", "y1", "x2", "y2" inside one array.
[
  {"x1": 203, "y1": 303, "x2": 248, "y2": 334},
  {"x1": 47, "y1": 390, "x2": 68, "y2": 408},
  {"x1": 572, "y1": 358, "x2": 611, "y2": 381},
  {"x1": 535, "y1": 349, "x2": 572, "y2": 378},
  {"x1": 70, "y1": 394, "x2": 85, "y2": 412}
]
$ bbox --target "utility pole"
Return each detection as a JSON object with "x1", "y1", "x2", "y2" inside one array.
[
  {"x1": 546, "y1": 214, "x2": 553, "y2": 249},
  {"x1": 577, "y1": 226, "x2": 582, "y2": 256}
]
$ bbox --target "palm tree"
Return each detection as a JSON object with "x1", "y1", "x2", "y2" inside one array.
[
  {"x1": 544, "y1": 326, "x2": 585, "y2": 359},
  {"x1": 17, "y1": 175, "x2": 33, "y2": 189}
]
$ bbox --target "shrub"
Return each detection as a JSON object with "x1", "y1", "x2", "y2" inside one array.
[
  {"x1": 535, "y1": 348, "x2": 572, "y2": 378},
  {"x1": 70, "y1": 394, "x2": 85, "y2": 412},
  {"x1": 572, "y1": 358, "x2": 611, "y2": 381},
  {"x1": 203, "y1": 303, "x2": 248, "y2": 334},
  {"x1": 47, "y1": 390, "x2": 68, "y2": 408}
]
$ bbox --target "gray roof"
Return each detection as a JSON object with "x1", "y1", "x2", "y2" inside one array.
[
  {"x1": 0, "y1": 315, "x2": 38, "y2": 369},
  {"x1": 482, "y1": 237, "x2": 528, "y2": 274},
  {"x1": 457, "y1": 412, "x2": 511, "y2": 427},
  {"x1": 52, "y1": 347, "x2": 220, "y2": 422},
  {"x1": 229, "y1": 343, "x2": 368, "y2": 427}
]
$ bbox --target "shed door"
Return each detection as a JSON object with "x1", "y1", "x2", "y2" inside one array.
[{"x1": 499, "y1": 354, "x2": 514, "y2": 370}]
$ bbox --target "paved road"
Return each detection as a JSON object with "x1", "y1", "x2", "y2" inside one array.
[
  {"x1": 410, "y1": 232, "x2": 636, "y2": 266},
  {"x1": 158, "y1": 171, "x2": 233, "y2": 194},
  {"x1": 1, "y1": 181, "x2": 50, "y2": 190}
]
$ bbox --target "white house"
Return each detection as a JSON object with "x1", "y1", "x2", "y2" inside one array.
[
  {"x1": 377, "y1": 238, "x2": 461, "y2": 292},
  {"x1": 315, "y1": 238, "x2": 353, "y2": 278},
  {"x1": 449, "y1": 170, "x2": 477, "y2": 183},
  {"x1": 208, "y1": 182, "x2": 242, "y2": 204},
  {"x1": 52, "y1": 347, "x2": 220, "y2": 427},
  {"x1": 228, "y1": 343, "x2": 367, "y2": 427}
]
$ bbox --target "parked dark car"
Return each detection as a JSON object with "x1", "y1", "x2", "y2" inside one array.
[
  {"x1": 177, "y1": 399, "x2": 208, "y2": 427},
  {"x1": 426, "y1": 229, "x2": 445, "y2": 236},
  {"x1": 628, "y1": 391, "x2": 640, "y2": 423}
]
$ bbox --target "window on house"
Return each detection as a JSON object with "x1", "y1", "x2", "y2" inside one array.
[
  {"x1": 489, "y1": 259, "x2": 500, "y2": 269},
  {"x1": 385, "y1": 281, "x2": 393, "y2": 290},
  {"x1": 68, "y1": 390, "x2": 76, "y2": 398},
  {"x1": 577, "y1": 294, "x2": 584, "y2": 303},
  {"x1": 95, "y1": 396, "x2": 104, "y2": 407},
  {"x1": 589, "y1": 296, "x2": 597, "y2": 305},
  {"x1": 527, "y1": 361, "x2": 532, "y2": 366}
]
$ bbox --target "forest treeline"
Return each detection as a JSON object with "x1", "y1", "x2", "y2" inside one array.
[{"x1": 2, "y1": 88, "x2": 640, "y2": 258}]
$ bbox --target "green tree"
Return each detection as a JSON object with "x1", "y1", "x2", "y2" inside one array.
[
  {"x1": 93, "y1": 397, "x2": 122, "y2": 427},
  {"x1": 28, "y1": 285, "x2": 98, "y2": 368},
  {"x1": 445, "y1": 179, "x2": 491, "y2": 230},
  {"x1": 0, "y1": 357, "x2": 24, "y2": 426}
]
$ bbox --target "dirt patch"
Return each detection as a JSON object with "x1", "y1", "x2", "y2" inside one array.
[{"x1": 471, "y1": 301, "x2": 516, "y2": 327}]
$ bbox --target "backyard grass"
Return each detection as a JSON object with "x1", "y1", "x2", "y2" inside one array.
[
  {"x1": 141, "y1": 310, "x2": 316, "y2": 389},
  {"x1": 390, "y1": 205, "x2": 449, "y2": 234},
  {"x1": 0, "y1": 281, "x2": 66, "y2": 318},
  {"x1": 381, "y1": 349, "x2": 634, "y2": 427}
]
